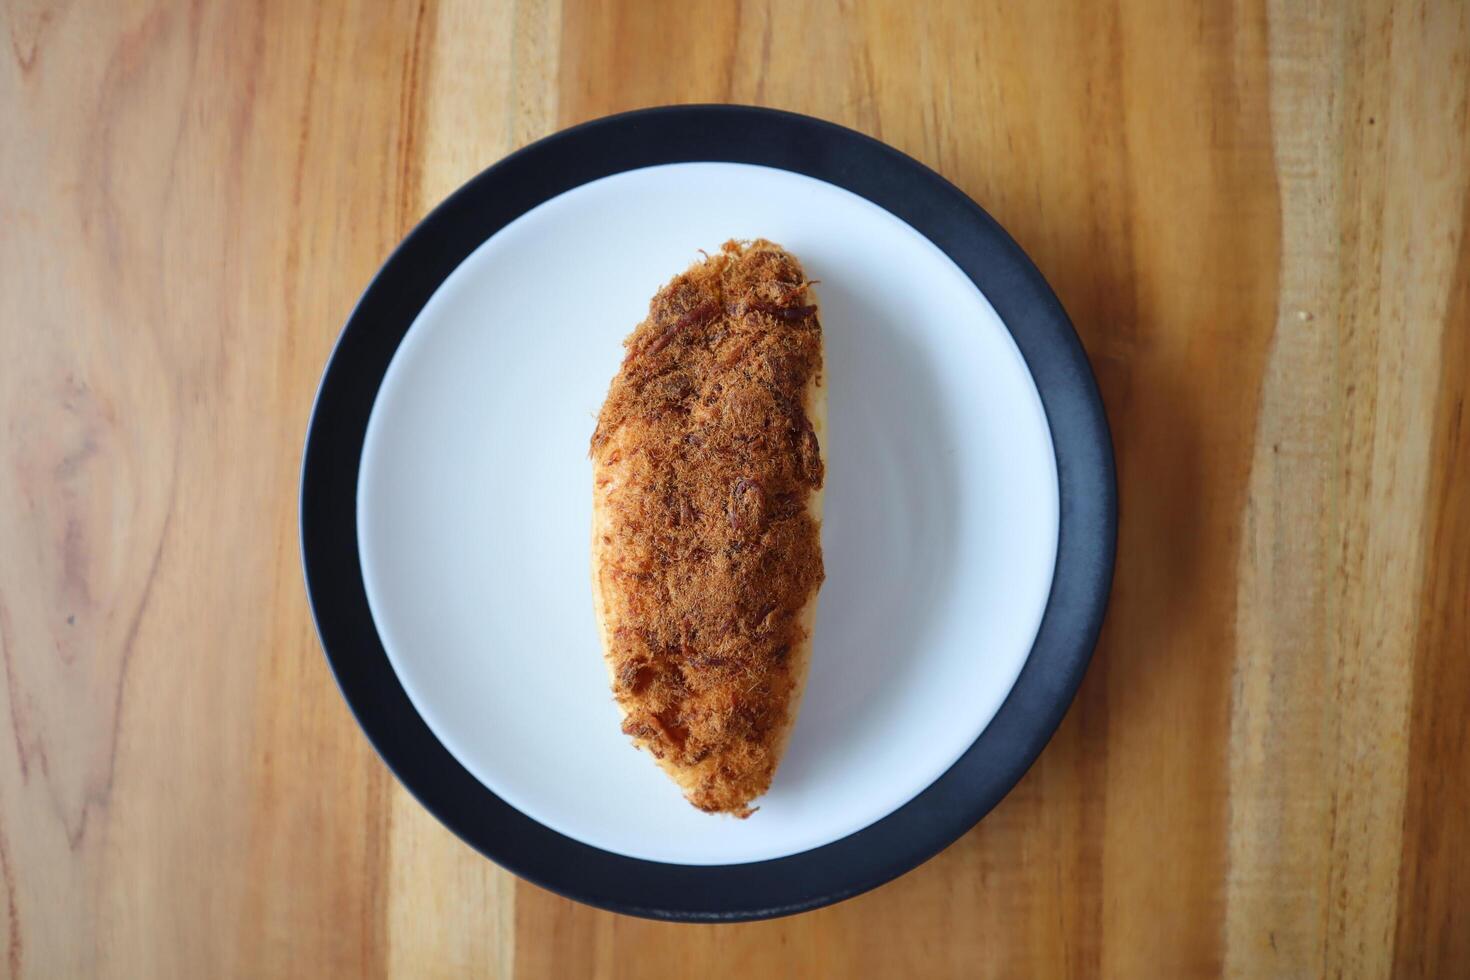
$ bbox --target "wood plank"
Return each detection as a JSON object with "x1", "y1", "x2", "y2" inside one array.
[
  {"x1": 380, "y1": 1, "x2": 558, "y2": 975},
  {"x1": 0, "y1": 0, "x2": 427, "y2": 974},
  {"x1": 1393, "y1": 162, "x2": 1470, "y2": 980},
  {"x1": 1225, "y1": 3, "x2": 1470, "y2": 974}
]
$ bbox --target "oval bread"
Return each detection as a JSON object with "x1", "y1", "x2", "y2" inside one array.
[{"x1": 589, "y1": 239, "x2": 826, "y2": 816}]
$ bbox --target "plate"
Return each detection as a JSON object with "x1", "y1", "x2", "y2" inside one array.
[{"x1": 302, "y1": 105, "x2": 1115, "y2": 920}]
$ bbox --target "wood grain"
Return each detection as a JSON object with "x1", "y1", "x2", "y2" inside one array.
[{"x1": 2, "y1": 0, "x2": 1467, "y2": 976}]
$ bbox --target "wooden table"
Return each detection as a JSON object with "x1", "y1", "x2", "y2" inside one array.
[{"x1": 3, "y1": 1, "x2": 1468, "y2": 976}]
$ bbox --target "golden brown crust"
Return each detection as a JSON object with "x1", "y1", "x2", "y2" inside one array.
[{"x1": 590, "y1": 239, "x2": 825, "y2": 815}]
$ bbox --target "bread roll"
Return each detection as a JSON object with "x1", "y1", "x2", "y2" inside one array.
[{"x1": 590, "y1": 240, "x2": 826, "y2": 816}]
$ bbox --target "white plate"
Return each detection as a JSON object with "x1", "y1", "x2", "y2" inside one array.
[{"x1": 356, "y1": 162, "x2": 1058, "y2": 865}]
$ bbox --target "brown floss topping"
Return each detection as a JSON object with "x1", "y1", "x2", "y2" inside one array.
[{"x1": 591, "y1": 239, "x2": 825, "y2": 815}]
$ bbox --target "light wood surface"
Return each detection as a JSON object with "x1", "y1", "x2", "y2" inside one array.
[{"x1": 3, "y1": 0, "x2": 1468, "y2": 976}]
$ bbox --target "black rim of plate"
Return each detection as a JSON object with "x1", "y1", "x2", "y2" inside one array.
[{"x1": 301, "y1": 104, "x2": 1117, "y2": 922}]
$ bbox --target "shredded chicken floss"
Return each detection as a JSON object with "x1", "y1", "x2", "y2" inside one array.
[{"x1": 591, "y1": 240, "x2": 824, "y2": 815}]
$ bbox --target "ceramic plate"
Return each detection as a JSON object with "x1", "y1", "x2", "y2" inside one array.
[{"x1": 302, "y1": 105, "x2": 1115, "y2": 920}]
